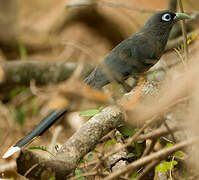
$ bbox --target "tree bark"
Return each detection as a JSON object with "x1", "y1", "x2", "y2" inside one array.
[{"x1": 17, "y1": 106, "x2": 125, "y2": 180}]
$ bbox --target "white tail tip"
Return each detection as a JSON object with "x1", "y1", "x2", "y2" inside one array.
[{"x1": 2, "y1": 146, "x2": 21, "y2": 159}]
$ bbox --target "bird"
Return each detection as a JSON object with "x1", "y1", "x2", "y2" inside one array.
[
  {"x1": 84, "y1": 10, "x2": 190, "y2": 89},
  {"x1": 3, "y1": 10, "x2": 190, "y2": 159}
]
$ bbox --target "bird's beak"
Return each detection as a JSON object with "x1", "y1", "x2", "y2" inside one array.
[{"x1": 174, "y1": 13, "x2": 191, "y2": 21}]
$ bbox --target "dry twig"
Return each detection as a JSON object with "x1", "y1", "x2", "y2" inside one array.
[{"x1": 104, "y1": 137, "x2": 199, "y2": 180}]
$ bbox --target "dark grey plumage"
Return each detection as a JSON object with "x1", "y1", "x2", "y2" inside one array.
[{"x1": 85, "y1": 10, "x2": 189, "y2": 89}]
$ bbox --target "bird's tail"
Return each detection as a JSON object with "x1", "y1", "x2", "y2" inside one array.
[
  {"x1": 3, "y1": 68, "x2": 109, "y2": 158},
  {"x1": 84, "y1": 67, "x2": 109, "y2": 89},
  {"x1": 3, "y1": 109, "x2": 68, "y2": 158}
]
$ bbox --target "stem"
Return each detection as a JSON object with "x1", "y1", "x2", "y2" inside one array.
[{"x1": 177, "y1": 0, "x2": 189, "y2": 64}]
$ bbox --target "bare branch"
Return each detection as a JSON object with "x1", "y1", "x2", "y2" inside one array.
[
  {"x1": 177, "y1": 0, "x2": 189, "y2": 63},
  {"x1": 0, "y1": 61, "x2": 76, "y2": 88},
  {"x1": 168, "y1": 0, "x2": 177, "y2": 12}
]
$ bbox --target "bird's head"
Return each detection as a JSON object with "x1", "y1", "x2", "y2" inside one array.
[
  {"x1": 141, "y1": 10, "x2": 191, "y2": 33},
  {"x1": 138, "y1": 10, "x2": 191, "y2": 48},
  {"x1": 152, "y1": 10, "x2": 190, "y2": 24}
]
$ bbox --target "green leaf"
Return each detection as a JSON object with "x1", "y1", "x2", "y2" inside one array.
[
  {"x1": 192, "y1": 33, "x2": 198, "y2": 40},
  {"x1": 11, "y1": 108, "x2": 26, "y2": 126},
  {"x1": 19, "y1": 43, "x2": 27, "y2": 60},
  {"x1": 181, "y1": 43, "x2": 184, "y2": 49},
  {"x1": 165, "y1": 143, "x2": 174, "y2": 148},
  {"x1": 74, "y1": 170, "x2": 86, "y2": 180},
  {"x1": 31, "y1": 98, "x2": 39, "y2": 115},
  {"x1": 127, "y1": 153, "x2": 135, "y2": 158},
  {"x1": 20, "y1": 86, "x2": 28, "y2": 92},
  {"x1": 79, "y1": 109, "x2": 100, "y2": 117},
  {"x1": 111, "y1": 83, "x2": 125, "y2": 93},
  {"x1": 87, "y1": 153, "x2": 93, "y2": 161},
  {"x1": 130, "y1": 171, "x2": 138, "y2": 179},
  {"x1": 155, "y1": 160, "x2": 178, "y2": 174},
  {"x1": 187, "y1": 39, "x2": 191, "y2": 45},
  {"x1": 28, "y1": 146, "x2": 55, "y2": 157},
  {"x1": 135, "y1": 143, "x2": 141, "y2": 157},
  {"x1": 105, "y1": 138, "x2": 117, "y2": 148},
  {"x1": 49, "y1": 177, "x2": 56, "y2": 180},
  {"x1": 9, "y1": 89, "x2": 19, "y2": 98},
  {"x1": 79, "y1": 159, "x2": 85, "y2": 164},
  {"x1": 75, "y1": 169, "x2": 83, "y2": 176},
  {"x1": 91, "y1": 149, "x2": 99, "y2": 153},
  {"x1": 117, "y1": 125, "x2": 136, "y2": 137},
  {"x1": 9, "y1": 86, "x2": 28, "y2": 98},
  {"x1": 152, "y1": 71, "x2": 157, "y2": 77},
  {"x1": 175, "y1": 151, "x2": 184, "y2": 157},
  {"x1": 29, "y1": 146, "x2": 48, "y2": 151}
]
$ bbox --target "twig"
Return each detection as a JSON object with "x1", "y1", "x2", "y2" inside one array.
[
  {"x1": 69, "y1": 171, "x2": 97, "y2": 180},
  {"x1": 169, "y1": 156, "x2": 175, "y2": 180},
  {"x1": 63, "y1": 41, "x2": 98, "y2": 64},
  {"x1": 141, "y1": 139, "x2": 156, "y2": 157},
  {"x1": 104, "y1": 137, "x2": 199, "y2": 180},
  {"x1": 163, "y1": 121, "x2": 176, "y2": 143},
  {"x1": 168, "y1": 0, "x2": 177, "y2": 11},
  {"x1": 138, "y1": 124, "x2": 185, "y2": 141},
  {"x1": 173, "y1": 48, "x2": 187, "y2": 70},
  {"x1": 49, "y1": 125, "x2": 63, "y2": 153},
  {"x1": 134, "y1": 160, "x2": 159, "y2": 180},
  {"x1": 24, "y1": 163, "x2": 39, "y2": 178},
  {"x1": 0, "y1": 161, "x2": 16, "y2": 172},
  {"x1": 101, "y1": 116, "x2": 156, "y2": 162},
  {"x1": 177, "y1": 0, "x2": 189, "y2": 64},
  {"x1": 66, "y1": 0, "x2": 156, "y2": 14},
  {"x1": 102, "y1": 105, "x2": 186, "y2": 162},
  {"x1": 0, "y1": 102, "x2": 13, "y2": 151},
  {"x1": 79, "y1": 124, "x2": 185, "y2": 169}
]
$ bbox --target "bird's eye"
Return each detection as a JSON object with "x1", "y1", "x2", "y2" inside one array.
[{"x1": 161, "y1": 13, "x2": 172, "y2": 22}]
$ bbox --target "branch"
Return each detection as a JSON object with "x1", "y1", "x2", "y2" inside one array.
[
  {"x1": 66, "y1": 1, "x2": 156, "y2": 13},
  {"x1": 168, "y1": 0, "x2": 177, "y2": 12},
  {"x1": 177, "y1": 0, "x2": 189, "y2": 63},
  {"x1": 0, "y1": 61, "x2": 76, "y2": 88},
  {"x1": 137, "y1": 124, "x2": 185, "y2": 141},
  {"x1": 51, "y1": 0, "x2": 127, "y2": 47},
  {"x1": 17, "y1": 106, "x2": 125, "y2": 179},
  {"x1": 104, "y1": 137, "x2": 199, "y2": 180},
  {"x1": 165, "y1": 29, "x2": 198, "y2": 52}
]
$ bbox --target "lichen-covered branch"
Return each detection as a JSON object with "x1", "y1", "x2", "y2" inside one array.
[{"x1": 17, "y1": 106, "x2": 125, "y2": 180}]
